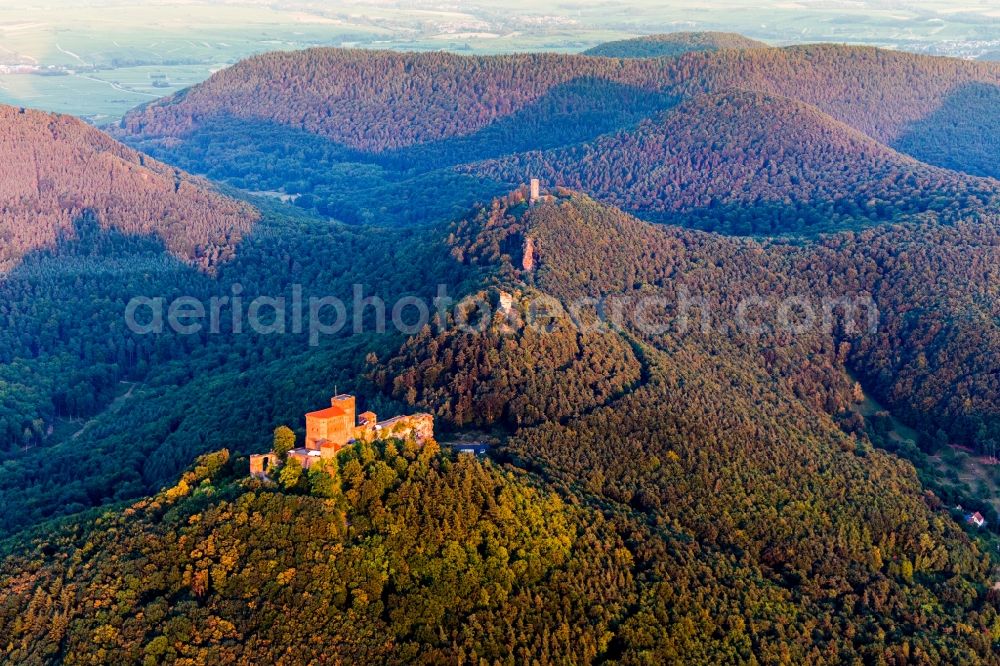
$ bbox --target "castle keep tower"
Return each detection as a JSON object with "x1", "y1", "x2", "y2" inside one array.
[
  {"x1": 305, "y1": 394, "x2": 356, "y2": 450},
  {"x1": 529, "y1": 178, "x2": 541, "y2": 203}
]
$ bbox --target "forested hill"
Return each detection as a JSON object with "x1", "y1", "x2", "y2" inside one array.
[
  {"x1": 3, "y1": 193, "x2": 993, "y2": 663},
  {"x1": 119, "y1": 44, "x2": 999, "y2": 159},
  {"x1": 469, "y1": 91, "x2": 1000, "y2": 233},
  {"x1": 2, "y1": 414, "x2": 997, "y2": 664},
  {"x1": 0, "y1": 447, "x2": 640, "y2": 664},
  {"x1": 113, "y1": 43, "x2": 1000, "y2": 230},
  {"x1": 5, "y1": 436, "x2": 993, "y2": 664},
  {"x1": 388, "y1": 191, "x2": 1000, "y2": 510},
  {"x1": 1, "y1": 186, "x2": 999, "y2": 661},
  {"x1": 583, "y1": 31, "x2": 769, "y2": 57},
  {"x1": 373, "y1": 192, "x2": 1000, "y2": 658},
  {"x1": 0, "y1": 105, "x2": 258, "y2": 272}
]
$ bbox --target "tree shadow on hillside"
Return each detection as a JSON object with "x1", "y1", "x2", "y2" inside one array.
[
  {"x1": 893, "y1": 82, "x2": 1000, "y2": 180},
  {"x1": 1, "y1": 211, "x2": 219, "y2": 442},
  {"x1": 122, "y1": 78, "x2": 678, "y2": 227},
  {"x1": 378, "y1": 77, "x2": 679, "y2": 170},
  {"x1": 0, "y1": 213, "x2": 219, "y2": 531},
  {"x1": 6, "y1": 212, "x2": 196, "y2": 280},
  {"x1": 0, "y1": 204, "x2": 469, "y2": 537}
]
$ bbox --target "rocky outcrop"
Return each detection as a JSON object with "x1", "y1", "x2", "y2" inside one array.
[
  {"x1": 522, "y1": 236, "x2": 536, "y2": 271},
  {"x1": 376, "y1": 414, "x2": 435, "y2": 444}
]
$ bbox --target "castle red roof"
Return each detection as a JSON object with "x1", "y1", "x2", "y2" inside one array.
[{"x1": 306, "y1": 405, "x2": 346, "y2": 419}]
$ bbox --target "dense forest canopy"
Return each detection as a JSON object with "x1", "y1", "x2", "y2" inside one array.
[
  {"x1": 468, "y1": 91, "x2": 1000, "y2": 234},
  {"x1": 119, "y1": 44, "x2": 1000, "y2": 153},
  {"x1": 6, "y1": 439, "x2": 992, "y2": 665},
  {"x1": 115, "y1": 44, "x2": 1000, "y2": 230},
  {"x1": 0, "y1": 193, "x2": 469, "y2": 534},
  {"x1": 0, "y1": 106, "x2": 258, "y2": 272},
  {"x1": 389, "y1": 191, "x2": 1000, "y2": 465},
  {"x1": 1, "y1": 35, "x2": 1000, "y2": 663},
  {"x1": 583, "y1": 31, "x2": 770, "y2": 58},
  {"x1": 0, "y1": 447, "x2": 643, "y2": 664},
  {"x1": 3, "y1": 191, "x2": 1000, "y2": 663}
]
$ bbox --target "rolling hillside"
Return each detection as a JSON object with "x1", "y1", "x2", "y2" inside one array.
[
  {"x1": 468, "y1": 91, "x2": 1000, "y2": 233},
  {"x1": 114, "y1": 44, "x2": 1000, "y2": 230},
  {"x1": 0, "y1": 105, "x2": 258, "y2": 272},
  {"x1": 583, "y1": 31, "x2": 769, "y2": 57},
  {"x1": 119, "y1": 44, "x2": 1000, "y2": 160},
  {"x1": 1, "y1": 37, "x2": 999, "y2": 664},
  {"x1": 389, "y1": 190, "x2": 1000, "y2": 504},
  {"x1": 3, "y1": 192, "x2": 1000, "y2": 664}
]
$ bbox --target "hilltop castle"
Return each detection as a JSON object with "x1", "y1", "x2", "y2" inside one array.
[{"x1": 250, "y1": 394, "x2": 433, "y2": 478}]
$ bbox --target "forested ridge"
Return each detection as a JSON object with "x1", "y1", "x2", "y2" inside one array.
[
  {"x1": 3, "y1": 193, "x2": 1000, "y2": 663},
  {"x1": 0, "y1": 448, "x2": 639, "y2": 664},
  {"x1": 0, "y1": 106, "x2": 258, "y2": 272},
  {"x1": 387, "y1": 191, "x2": 1000, "y2": 514},
  {"x1": 2, "y1": 435, "x2": 998, "y2": 664},
  {"x1": 379, "y1": 193, "x2": 1000, "y2": 661},
  {"x1": 1, "y1": 38, "x2": 1000, "y2": 664},
  {"x1": 115, "y1": 43, "x2": 1000, "y2": 230},
  {"x1": 377, "y1": 288, "x2": 644, "y2": 429},
  {"x1": 583, "y1": 31, "x2": 770, "y2": 58},
  {"x1": 6, "y1": 434, "x2": 990, "y2": 666},
  {"x1": 469, "y1": 91, "x2": 1000, "y2": 234},
  {"x1": 120, "y1": 44, "x2": 1000, "y2": 153}
]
